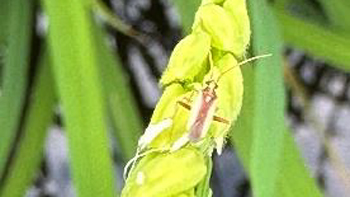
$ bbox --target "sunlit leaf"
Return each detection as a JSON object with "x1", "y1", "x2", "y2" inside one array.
[
  {"x1": 42, "y1": 0, "x2": 116, "y2": 196},
  {"x1": 248, "y1": 0, "x2": 285, "y2": 196}
]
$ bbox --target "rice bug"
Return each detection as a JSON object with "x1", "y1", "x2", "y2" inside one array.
[
  {"x1": 170, "y1": 53, "x2": 271, "y2": 151},
  {"x1": 124, "y1": 53, "x2": 271, "y2": 179}
]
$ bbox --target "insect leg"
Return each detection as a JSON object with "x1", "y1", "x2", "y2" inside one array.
[
  {"x1": 213, "y1": 116, "x2": 230, "y2": 124},
  {"x1": 179, "y1": 100, "x2": 230, "y2": 125}
]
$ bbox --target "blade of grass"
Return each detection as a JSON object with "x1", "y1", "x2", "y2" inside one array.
[
  {"x1": 0, "y1": 0, "x2": 10, "y2": 48},
  {"x1": 273, "y1": 0, "x2": 327, "y2": 23},
  {"x1": 231, "y1": 69, "x2": 322, "y2": 197},
  {"x1": 42, "y1": 0, "x2": 116, "y2": 196},
  {"x1": 0, "y1": 0, "x2": 33, "y2": 177},
  {"x1": 318, "y1": 0, "x2": 350, "y2": 31},
  {"x1": 231, "y1": 4, "x2": 322, "y2": 196},
  {"x1": 248, "y1": 0, "x2": 285, "y2": 196},
  {"x1": 0, "y1": 0, "x2": 10, "y2": 95},
  {"x1": 92, "y1": 0, "x2": 138, "y2": 38},
  {"x1": 0, "y1": 51, "x2": 55, "y2": 197},
  {"x1": 276, "y1": 130, "x2": 323, "y2": 197},
  {"x1": 273, "y1": 9, "x2": 350, "y2": 72},
  {"x1": 92, "y1": 24, "x2": 143, "y2": 160}
]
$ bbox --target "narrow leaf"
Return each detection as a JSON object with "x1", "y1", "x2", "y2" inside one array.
[
  {"x1": 0, "y1": 0, "x2": 10, "y2": 47},
  {"x1": 42, "y1": 0, "x2": 116, "y2": 196},
  {"x1": 274, "y1": 9, "x2": 350, "y2": 72},
  {"x1": 0, "y1": 52, "x2": 55, "y2": 197},
  {"x1": 0, "y1": 0, "x2": 33, "y2": 176},
  {"x1": 248, "y1": 0, "x2": 285, "y2": 196},
  {"x1": 231, "y1": 66, "x2": 322, "y2": 196},
  {"x1": 276, "y1": 130, "x2": 323, "y2": 197},
  {"x1": 318, "y1": 0, "x2": 350, "y2": 31},
  {"x1": 92, "y1": 25, "x2": 143, "y2": 160}
]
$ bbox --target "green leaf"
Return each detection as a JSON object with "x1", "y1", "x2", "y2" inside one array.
[
  {"x1": 92, "y1": 23, "x2": 143, "y2": 160},
  {"x1": 231, "y1": 66, "x2": 322, "y2": 197},
  {"x1": 230, "y1": 7, "x2": 322, "y2": 197},
  {"x1": 276, "y1": 130, "x2": 323, "y2": 197},
  {"x1": 273, "y1": 0, "x2": 327, "y2": 23},
  {"x1": 0, "y1": 0, "x2": 10, "y2": 47},
  {"x1": 232, "y1": 125, "x2": 323, "y2": 197},
  {"x1": 0, "y1": 0, "x2": 33, "y2": 177},
  {"x1": 42, "y1": 0, "x2": 116, "y2": 196},
  {"x1": 318, "y1": 0, "x2": 350, "y2": 31},
  {"x1": 92, "y1": 0, "x2": 135, "y2": 37},
  {"x1": 248, "y1": 0, "x2": 286, "y2": 196},
  {"x1": 274, "y1": 9, "x2": 350, "y2": 72},
  {"x1": 0, "y1": 52, "x2": 55, "y2": 197}
]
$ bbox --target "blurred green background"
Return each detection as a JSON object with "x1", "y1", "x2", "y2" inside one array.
[{"x1": 0, "y1": 0, "x2": 349, "y2": 196}]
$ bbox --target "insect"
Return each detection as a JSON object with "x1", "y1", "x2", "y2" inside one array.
[
  {"x1": 170, "y1": 53, "x2": 271, "y2": 151},
  {"x1": 124, "y1": 53, "x2": 271, "y2": 179}
]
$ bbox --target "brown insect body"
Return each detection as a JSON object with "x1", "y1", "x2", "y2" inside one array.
[
  {"x1": 188, "y1": 81, "x2": 218, "y2": 142},
  {"x1": 177, "y1": 79, "x2": 230, "y2": 144},
  {"x1": 178, "y1": 54, "x2": 271, "y2": 144}
]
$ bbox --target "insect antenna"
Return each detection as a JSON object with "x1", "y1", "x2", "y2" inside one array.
[
  {"x1": 217, "y1": 54, "x2": 272, "y2": 82},
  {"x1": 237, "y1": 54, "x2": 272, "y2": 67}
]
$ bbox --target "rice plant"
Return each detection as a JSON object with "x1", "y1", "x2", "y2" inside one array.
[{"x1": 1, "y1": 0, "x2": 350, "y2": 196}]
